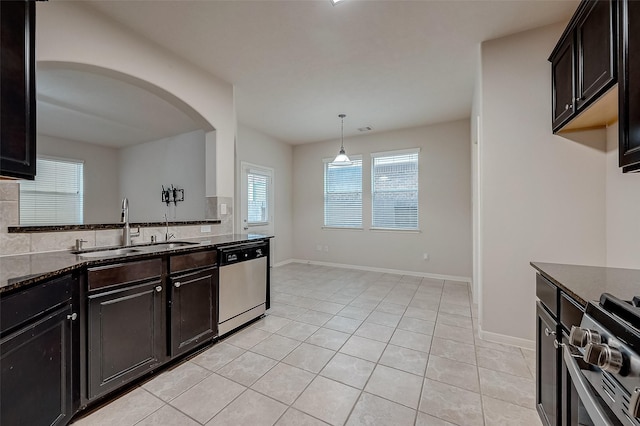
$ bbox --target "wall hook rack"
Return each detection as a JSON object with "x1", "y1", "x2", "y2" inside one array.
[{"x1": 161, "y1": 185, "x2": 185, "y2": 205}]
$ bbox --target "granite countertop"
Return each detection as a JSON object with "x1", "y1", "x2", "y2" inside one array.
[
  {"x1": 531, "y1": 261, "x2": 640, "y2": 307},
  {"x1": 0, "y1": 233, "x2": 272, "y2": 294},
  {"x1": 7, "y1": 219, "x2": 222, "y2": 233}
]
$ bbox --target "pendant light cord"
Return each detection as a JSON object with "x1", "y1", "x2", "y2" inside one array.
[{"x1": 339, "y1": 113, "x2": 346, "y2": 151}]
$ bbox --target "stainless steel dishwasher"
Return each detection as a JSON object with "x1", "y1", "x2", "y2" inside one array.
[{"x1": 218, "y1": 241, "x2": 268, "y2": 336}]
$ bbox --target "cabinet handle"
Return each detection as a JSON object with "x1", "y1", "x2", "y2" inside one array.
[
  {"x1": 553, "y1": 340, "x2": 565, "y2": 350},
  {"x1": 155, "y1": 285, "x2": 162, "y2": 293},
  {"x1": 544, "y1": 327, "x2": 556, "y2": 337},
  {"x1": 565, "y1": 104, "x2": 570, "y2": 110},
  {"x1": 174, "y1": 282, "x2": 181, "y2": 288},
  {"x1": 67, "y1": 312, "x2": 78, "y2": 321}
]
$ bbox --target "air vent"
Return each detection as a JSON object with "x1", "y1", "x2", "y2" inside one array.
[
  {"x1": 358, "y1": 126, "x2": 373, "y2": 132},
  {"x1": 602, "y1": 374, "x2": 616, "y2": 401}
]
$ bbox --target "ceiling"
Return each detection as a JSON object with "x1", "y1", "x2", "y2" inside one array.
[
  {"x1": 37, "y1": 67, "x2": 202, "y2": 148},
  {"x1": 44, "y1": 0, "x2": 578, "y2": 146}
]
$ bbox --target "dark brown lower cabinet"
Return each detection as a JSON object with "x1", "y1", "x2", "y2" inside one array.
[
  {"x1": 1, "y1": 304, "x2": 74, "y2": 426},
  {"x1": 537, "y1": 301, "x2": 559, "y2": 426},
  {"x1": 169, "y1": 267, "x2": 217, "y2": 357},
  {"x1": 87, "y1": 279, "x2": 165, "y2": 400}
]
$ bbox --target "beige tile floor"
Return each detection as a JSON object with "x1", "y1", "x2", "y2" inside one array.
[{"x1": 72, "y1": 263, "x2": 542, "y2": 426}]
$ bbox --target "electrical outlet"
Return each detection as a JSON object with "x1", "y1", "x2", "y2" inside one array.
[
  {"x1": 220, "y1": 203, "x2": 227, "y2": 215},
  {"x1": 201, "y1": 225, "x2": 211, "y2": 233},
  {"x1": 324, "y1": 245, "x2": 329, "y2": 252},
  {"x1": 423, "y1": 253, "x2": 429, "y2": 261}
]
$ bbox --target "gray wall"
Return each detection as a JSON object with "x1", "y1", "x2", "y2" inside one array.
[
  {"x1": 292, "y1": 120, "x2": 472, "y2": 279},
  {"x1": 478, "y1": 23, "x2": 607, "y2": 345},
  {"x1": 236, "y1": 124, "x2": 294, "y2": 264},
  {"x1": 119, "y1": 130, "x2": 206, "y2": 222},
  {"x1": 605, "y1": 122, "x2": 640, "y2": 268}
]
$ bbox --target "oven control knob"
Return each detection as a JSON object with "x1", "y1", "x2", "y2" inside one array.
[
  {"x1": 569, "y1": 326, "x2": 602, "y2": 347},
  {"x1": 584, "y1": 343, "x2": 623, "y2": 374},
  {"x1": 630, "y1": 388, "x2": 640, "y2": 420}
]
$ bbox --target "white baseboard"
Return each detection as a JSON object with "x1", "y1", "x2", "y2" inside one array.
[
  {"x1": 278, "y1": 258, "x2": 471, "y2": 285},
  {"x1": 272, "y1": 258, "x2": 296, "y2": 268},
  {"x1": 478, "y1": 326, "x2": 535, "y2": 351}
]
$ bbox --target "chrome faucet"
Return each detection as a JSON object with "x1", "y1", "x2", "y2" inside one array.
[
  {"x1": 121, "y1": 198, "x2": 140, "y2": 246},
  {"x1": 164, "y1": 213, "x2": 175, "y2": 242}
]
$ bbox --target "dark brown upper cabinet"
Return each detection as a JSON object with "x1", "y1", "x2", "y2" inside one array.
[
  {"x1": 0, "y1": 0, "x2": 36, "y2": 180},
  {"x1": 549, "y1": 0, "x2": 617, "y2": 134},
  {"x1": 551, "y1": 36, "x2": 576, "y2": 130},
  {"x1": 618, "y1": 0, "x2": 640, "y2": 172},
  {"x1": 575, "y1": 0, "x2": 617, "y2": 110}
]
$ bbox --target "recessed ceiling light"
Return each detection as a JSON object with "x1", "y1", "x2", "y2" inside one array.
[
  {"x1": 331, "y1": 0, "x2": 345, "y2": 5},
  {"x1": 358, "y1": 126, "x2": 373, "y2": 132}
]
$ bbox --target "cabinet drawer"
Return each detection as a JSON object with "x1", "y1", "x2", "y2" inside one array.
[
  {"x1": 169, "y1": 250, "x2": 216, "y2": 274},
  {"x1": 536, "y1": 274, "x2": 558, "y2": 318},
  {"x1": 1, "y1": 274, "x2": 73, "y2": 333},
  {"x1": 560, "y1": 292, "x2": 584, "y2": 332},
  {"x1": 88, "y1": 259, "x2": 162, "y2": 291}
]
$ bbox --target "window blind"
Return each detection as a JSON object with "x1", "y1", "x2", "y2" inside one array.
[
  {"x1": 324, "y1": 156, "x2": 362, "y2": 228},
  {"x1": 247, "y1": 170, "x2": 269, "y2": 224},
  {"x1": 19, "y1": 157, "x2": 84, "y2": 225},
  {"x1": 371, "y1": 149, "x2": 419, "y2": 230}
]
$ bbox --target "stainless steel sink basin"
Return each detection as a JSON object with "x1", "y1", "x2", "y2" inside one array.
[
  {"x1": 74, "y1": 241, "x2": 197, "y2": 258},
  {"x1": 77, "y1": 248, "x2": 143, "y2": 258},
  {"x1": 139, "y1": 241, "x2": 198, "y2": 251}
]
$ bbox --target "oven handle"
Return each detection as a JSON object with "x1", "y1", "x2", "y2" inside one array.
[{"x1": 563, "y1": 344, "x2": 615, "y2": 426}]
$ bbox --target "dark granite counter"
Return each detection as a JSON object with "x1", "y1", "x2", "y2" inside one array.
[
  {"x1": 531, "y1": 262, "x2": 640, "y2": 307},
  {"x1": 0, "y1": 233, "x2": 271, "y2": 294},
  {"x1": 8, "y1": 219, "x2": 222, "y2": 233}
]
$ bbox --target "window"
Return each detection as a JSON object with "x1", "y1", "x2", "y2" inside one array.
[
  {"x1": 19, "y1": 157, "x2": 84, "y2": 225},
  {"x1": 247, "y1": 170, "x2": 270, "y2": 224},
  {"x1": 371, "y1": 149, "x2": 419, "y2": 230},
  {"x1": 324, "y1": 156, "x2": 362, "y2": 228}
]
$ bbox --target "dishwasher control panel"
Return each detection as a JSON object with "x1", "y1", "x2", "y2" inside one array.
[{"x1": 219, "y1": 242, "x2": 267, "y2": 266}]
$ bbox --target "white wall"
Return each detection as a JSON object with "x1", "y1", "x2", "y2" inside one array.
[
  {"x1": 478, "y1": 23, "x2": 607, "y2": 345},
  {"x1": 471, "y1": 44, "x2": 482, "y2": 305},
  {"x1": 605, "y1": 122, "x2": 640, "y2": 268},
  {"x1": 37, "y1": 135, "x2": 120, "y2": 223},
  {"x1": 292, "y1": 120, "x2": 472, "y2": 279},
  {"x1": 36, "y1": 1, "x2": 235, "y2": 200},
  {"x1": 119, "y1": 130, "x2": 206, "y2": 222},
  {"x1": 236, "y1": 125, "x2": 293, "y2": 264}
]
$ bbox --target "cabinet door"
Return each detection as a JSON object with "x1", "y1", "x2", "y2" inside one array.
[
  {"x1": 575, "y1": 0, "x2": 616, "y2": 110},
  {"x1": 536, "y1": 302, "x2": 559, "y2": 426},
  {"x1": 170, "y1": 267, "x2": 217, "y2": 357},
  {"x1": 619, "y1": 0, "x2": 640, "y2": 171},
  {"x1": 0, "y1": 1, "x2": 36, "y2": 180},
  {"x1": 551, "y1": 36, "x2": 576, "y2": 131},
  {"x1": 0, "y1": 305, "x2": 73, "y2": 426},
  {"x1": 87, "y1": 279, "x2": 164, "y2": 400}
]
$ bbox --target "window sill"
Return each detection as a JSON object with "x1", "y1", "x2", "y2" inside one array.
[
  {"x1": 369, "y1": 227, "x2": 421, "y2": 233},
  {"x1": 322, "y1": 226, "x2": 364, "y2": 231}
]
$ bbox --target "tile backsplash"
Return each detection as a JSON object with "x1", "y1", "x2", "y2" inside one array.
[{"x1": 0, "y1": 182, "x2": 235, "y2": 256}]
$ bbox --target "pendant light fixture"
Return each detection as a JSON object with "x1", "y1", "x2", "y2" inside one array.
[{"x1": 331, "y1": 113, "x2": 352, "y2": 166}]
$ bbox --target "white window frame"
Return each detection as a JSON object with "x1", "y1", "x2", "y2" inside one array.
[
  {"x1": 19, "y1": 156, "x2": 84, "y2": 225},
  {"x1": 246, "y1": 168, "x2": 271, "y2": 226},
  {"x1": 323, "y1": 154, "x2": 363, "y2": 229},
  {"x1": 370, "y1": 148, "x2": 420, "y2": 232}
]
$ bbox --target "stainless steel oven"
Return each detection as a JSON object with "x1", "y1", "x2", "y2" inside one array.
[{"x1": 563, "y1": 294, "x2": 640, "y2": 426}]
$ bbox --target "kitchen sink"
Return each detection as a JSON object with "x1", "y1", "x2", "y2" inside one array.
[
  {"x1": 74, "y1": 241, "x2": 198, "y2": 258},
  {"x1": 77, "y1": 248, "x2": 143, "y2": 258},
  {"x1": 139, "y1": 241, "x2": 198, "y2": 251}
]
